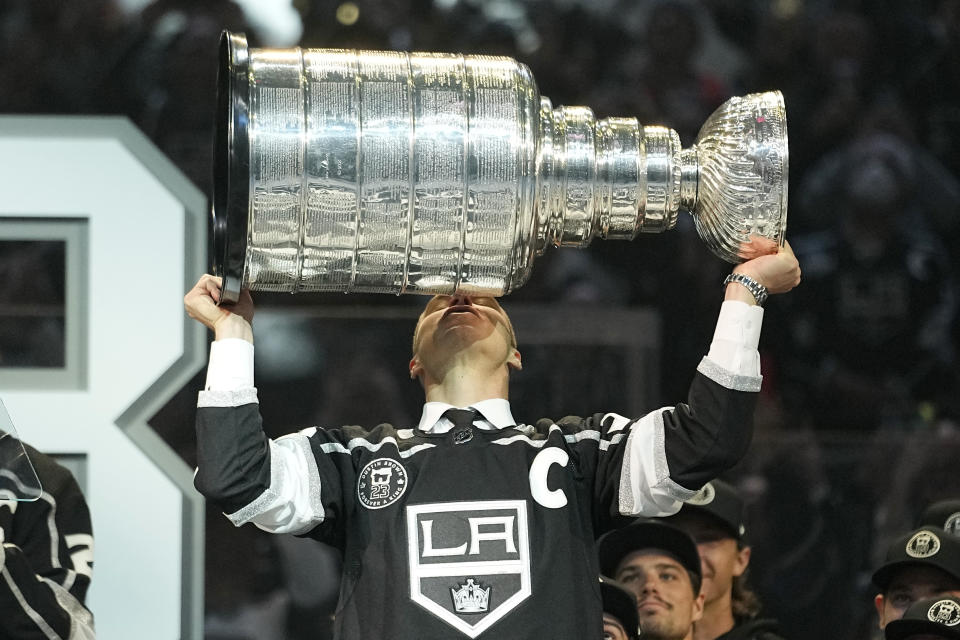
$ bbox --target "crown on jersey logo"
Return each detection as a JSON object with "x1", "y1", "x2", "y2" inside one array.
[{"x1": 451, "y1": 579, "x2": 490, "y2": 613}]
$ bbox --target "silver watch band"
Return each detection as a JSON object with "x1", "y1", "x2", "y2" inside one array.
[{"x1": 723, "y1": 272, "x2": 768, "y2": 306}]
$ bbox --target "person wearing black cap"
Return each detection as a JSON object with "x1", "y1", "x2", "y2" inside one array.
[
  {"x1": 601, "y1": 576, "x2": 640, "y2": 640},
  {"x1": 873, "y1": 527, "x2": 960, "y2": 628},
  {"x1": 599, "y1": 519, "x2": 705, "y2": 640},
  {"x1": 920, "y1": 500, "x2": 960, "y2": 537},
  {"x1": 663, "y1": 480, "x2": 784, "y2": 640},
  {"x1": 884, "y1": 595, "x2": 960, "y2": 639}
]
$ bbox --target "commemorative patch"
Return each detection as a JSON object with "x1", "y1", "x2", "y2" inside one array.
[
  {"x1": 906, "y1": 530, "x2": 941, "y2": 558},
  {"x1": 927, "y1": 598, "x2": 960, "y2": 626},
  {"x1": 357, "y1": 458, "x2": 407, "y2": 509},
  {"x1": 944, "y1": 512, "x2": 960, "y2": 536}
]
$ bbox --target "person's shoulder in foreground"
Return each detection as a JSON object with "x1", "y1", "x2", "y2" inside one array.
[{"x1": 1, "y1": 441, "x2": 95, "y2": 639}]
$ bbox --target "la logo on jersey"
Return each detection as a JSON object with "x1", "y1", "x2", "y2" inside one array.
[{"x1": 407, "y1": 500, "x2": 531, "y2": 638}]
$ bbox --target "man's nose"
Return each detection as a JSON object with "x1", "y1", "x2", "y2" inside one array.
[
  {"x1": 638, "y1": 575, "x2": 659, "y2": 595},
  {"x1": 450, "y1": 294, "x2": 473, "y2": 306}
]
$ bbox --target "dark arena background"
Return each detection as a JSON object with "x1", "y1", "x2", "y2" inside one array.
[{"x1": 2, "y1": 1, "x2": 960, "y2": 639}]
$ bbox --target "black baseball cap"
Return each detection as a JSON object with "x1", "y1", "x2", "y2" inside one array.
[
  {"x1": 884, "y1": 595, "x2": 960, "y2": 640},
  {"x1": 670, "y1": 479, "x2": 747, "y2": 540},
  {"x1": 597, "y1": 519, "x2": 702, "y2": 583},
  {"x1": 920, "y1": 500, "x2": 960, "y2": 537},
  {"x1": 873, "y1": 527, "x2": 960, "y2": 591},
  {"x1": 600, "y1": 576, "x2": 640, "y2": 640}
]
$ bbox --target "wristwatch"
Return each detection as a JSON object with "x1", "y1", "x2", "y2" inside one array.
[{"x1": 723, "y1": 272, "x2": 768, "y2": 307}]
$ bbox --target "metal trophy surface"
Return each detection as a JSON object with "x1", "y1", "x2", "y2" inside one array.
[{"x1": 213, "y1": 31, "x2": 788, "y2": 302}]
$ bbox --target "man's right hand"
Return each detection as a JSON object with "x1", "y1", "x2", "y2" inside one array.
[{"x1": 184, "y1": 274, "x2": 255, "y2": 343}]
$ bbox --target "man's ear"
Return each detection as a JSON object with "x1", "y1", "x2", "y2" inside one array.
[
  {"x1": 508, "y1": 349, "x2": 522, "y2": 371},
  {"x1": 733, "y1": 545, "x2": 751, "y2": 577},
  {"x1": 409, "y1": 356, "x2": 422, "y2": 380},
  {"x1": 691, "y1": 591, "x2": 705, "y2": 622},
  {"x1": 874, "y1": 594, "x2": 886, "y2": 628}
]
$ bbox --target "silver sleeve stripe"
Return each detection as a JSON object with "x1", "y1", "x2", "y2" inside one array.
[
  {"x1": 2, "y1": 567, "x2": 62, "y2": 639},
  {"x1": 492, "y1": 427, "x2": 625, "y2": 451},
  {"x1": 491, "y1": 423, "x2": 559, "y2": 448},
  {"x1": 653, "y1": 412, "x2": 669, "y2": 485},
  {"x1": 38, "y1": 491, "x2": 72, "y2": 588},
  {"x1": 618, "y1": 408, "x2": 695, "y2": 518},
  {"x1": 40, "y1": 577, "x2": 96, "y2": 640},
  {"x1": 696, "y1": 356, "x2": 762, "y2": 392},
  {"x1": 0, "y1": 470, "x2": 83, "y2": 594},
  {"x1": 197, "y1": 387, "x2": 259, "y2": 408},
  {"x1": 290, "y1": 435, "x2": 324, "y2": 530},
  {"x1": 660, "y1": 476, "x2": 698, "y2": 502},
  {"x1": 598, "y1": 433, "x2": 626, "y2": 451},
  {"x1": 0, "y1": 470, "x2": 75, "y2": 589},
  {"x1": 317, "y1": 436, "x2": 437, "y2": 458},
  {"x1": 492, "y1": 434, "x2": 549, "y2": 448},
  {"x1": 226, "y1": 436, "x2": 324, "y2": 535},
  {"x1": 564, "y1": 430, "x2": 600, "y2": 443}
]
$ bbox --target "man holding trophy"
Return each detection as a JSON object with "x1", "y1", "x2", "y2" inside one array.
[{"x1": 185, "y1": 32, "x2": 799, "y2": 639}]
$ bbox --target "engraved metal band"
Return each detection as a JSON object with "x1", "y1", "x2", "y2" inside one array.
[{"x1": 723, "y1": 272, "x2": 768, "y2": 307}]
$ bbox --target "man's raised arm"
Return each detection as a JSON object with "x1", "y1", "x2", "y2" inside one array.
[
  {"x1": 612, "y1": 242, "x2": 801, "y2": 518},
  {"x1": 185, "y1": 275, "x2": 325, "y2": 536}
]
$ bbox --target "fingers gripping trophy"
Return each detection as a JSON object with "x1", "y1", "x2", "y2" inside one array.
[{"x1": 212, "y1": 31, "x2": 788, "y2": 302}]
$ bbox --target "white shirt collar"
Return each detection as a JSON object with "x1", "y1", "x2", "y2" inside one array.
[{"x1": 417, "y1": 398, "x2": 516, "y2": 433}]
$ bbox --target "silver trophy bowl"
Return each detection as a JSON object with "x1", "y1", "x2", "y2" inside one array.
[{"x1": 213, "y1": 31, "x2": 787, "y2": 302}]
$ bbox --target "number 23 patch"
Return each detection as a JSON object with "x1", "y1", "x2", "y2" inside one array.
[{"x1": 357, "y1": 458, "x2": 408, "y2": 509}]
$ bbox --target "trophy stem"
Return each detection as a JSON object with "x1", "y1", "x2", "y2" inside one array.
[
  {"x1": 535, "y1": 102, "x2": 683, "y2": 251},
  {"x1": 679, "y1": 148, "x2": 700, "y2": 213}
]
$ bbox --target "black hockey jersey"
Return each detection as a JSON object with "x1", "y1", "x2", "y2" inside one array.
[
  {"x1": 195, "y1": 362, "x2": 757, "y2": 639},
  {"x1": 0, "y1": 442, "x2": 95, "y2": 639}
]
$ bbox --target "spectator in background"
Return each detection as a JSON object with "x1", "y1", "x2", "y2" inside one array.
[
  {"x1": 907, "y1": 0, "x2": 960, "y2": 180},
  {"x1": 601, "y1": 575, "x2": 640, "y2": 640},
  {"x1": 734, "y1": 431, "x2": 855, "y2": 639},
  {"x1": 921, "y1": 501, "x2": 960, "y2": 537},
  {"x1": 0, "y1": 439, "x2": 95, "y2": 638},
  {"x1": 791, "y1": 10, "x2": 878, "y2": 167},
  {"x1": 598, "y1": 519, "x2": 705, "y2": 640},
  {"x1": 663, "y1": 480, "x2": 785, "y2": 640},
  {"x1": 0, "y1": 0, "x2": 125, "y2": 114},
  {"x1": 777, "y1": 132, "x2": 958, "y2": 434},
  {"x1": 884, "y1": 595, "x2": 960, "y2": 640},
  {"x1": 100, "y1": 0, "x2": 253, "y2": 193},
  {"x1": 616, "y1": 0, "x2": 732, "y2": 146},
  {"x1": 873, "y1": 527, "x2": 960, "y2": 628}
]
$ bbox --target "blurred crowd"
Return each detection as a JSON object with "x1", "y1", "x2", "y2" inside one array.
[{"x1": 2, "y1": 0, "x2": 960, "y2": 638}]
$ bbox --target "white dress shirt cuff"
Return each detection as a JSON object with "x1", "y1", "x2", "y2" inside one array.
[
  {"x1": 705, "y1": 300, "x2": 764, "y2": 378},
  {"x1": 205, "y1": 339, "x2": 255, "y2": 391}
]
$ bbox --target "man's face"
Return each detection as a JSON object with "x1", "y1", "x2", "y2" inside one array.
[
  {"x1": 410, "y1": 294, "x2": 519, "y2": 380},
  {"x1": 667, "y1": 513, "x2": 749, "y2": 607},
  {"x1": 603, "y1": 612, "x2": 632, "y2": 640},
  {"x1": 615, "y1": 549, "x2": 704, "y2": 640},
  {"x1": 874, "y1": 565, "x2": 960, "y2": 627}
]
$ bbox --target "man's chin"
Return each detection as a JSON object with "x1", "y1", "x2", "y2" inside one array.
[{"x1": 637, "y1": 615, "x2": 674, "y2": 638}]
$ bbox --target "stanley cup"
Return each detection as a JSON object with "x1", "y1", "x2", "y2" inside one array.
[{"x1": 213, "y1": 31, "x2": 787, "y2": 302}]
